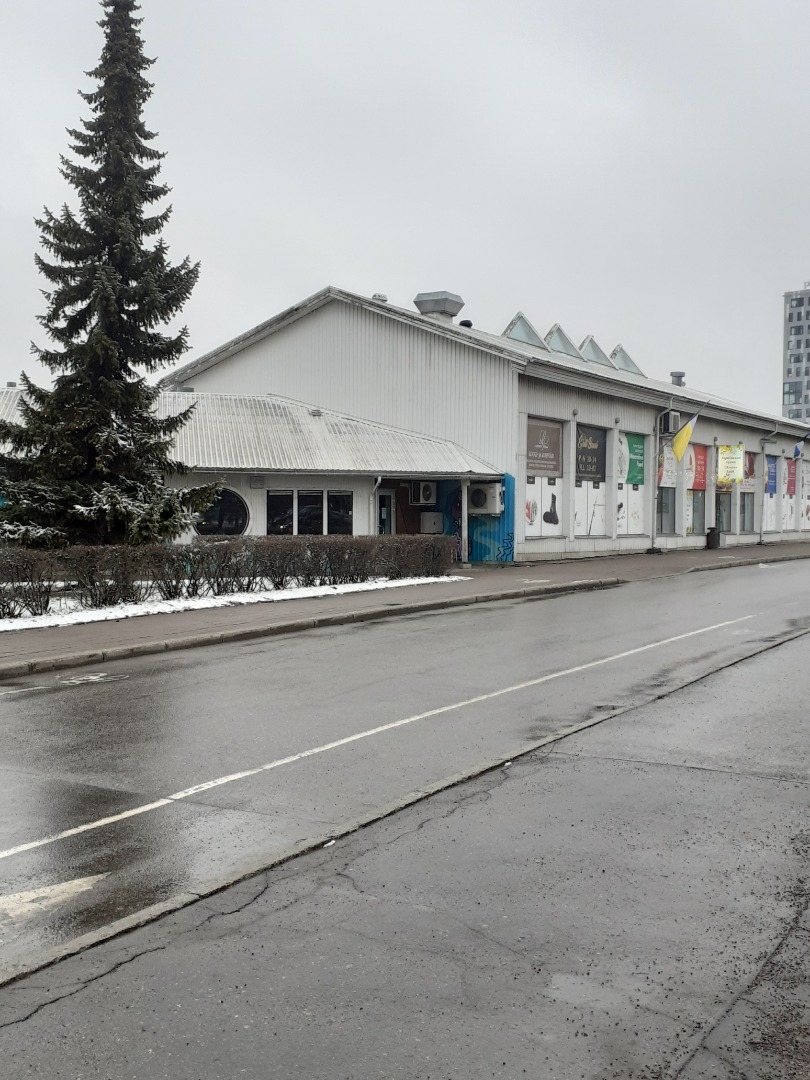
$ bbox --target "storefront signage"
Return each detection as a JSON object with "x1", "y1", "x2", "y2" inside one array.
[
  {"x1": 787, "y1": 458, "x2": 797, "y2": 496},
  {"x1": 717, "y1": 445, "x2": 744, "y2": 488},
  {"x1": 527, "y1": 418, "x2": 562, "y2": 478},
  {"x1": 576, "y1": 425, "x2": 606, "y2": 482},
  {"x1": 686, "y1": 444, "x2": 707, "y2": 491},
  {"x1": 618, "y1": 432, "x2": 645, "y2": 486},
  {"x1": 740, "y1": 452, "x2": 756, "y2": 493},
  {"x1": 657, "y1": 445, "x2": 677, "y2": 488},
  {"x1": 766, "y1": 455, "x2": 778, "y2": 494}
]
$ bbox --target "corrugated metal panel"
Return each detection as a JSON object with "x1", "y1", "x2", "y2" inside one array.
[
  {"x1": 0, "y1": 389, "x2": 21, "y2": 424},
  {"x1": 180, "y1": 301, "x2": 518, "y2": 472},
  {"x1": 519, "y1": 375, "x2": 654, "y2": 433},
  {"x1": 158, "y1": 392, "x2": 501, "y2": 476}
]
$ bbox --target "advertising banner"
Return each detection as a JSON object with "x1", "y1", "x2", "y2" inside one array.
[
  {"x1": 576, "y1": 425, "x2": 606, "y2": 482},
  {"x1": 766, "y1": 455, "x2": 778, "y2": 494},
  {"x1": 787, "y1": 458, "x2": 797, "y2": 496},
  {"x1": 620, "y1": 432, "x2": 645, "y2": 485},
  {"x1": 526, "y1": 418, "x2": 562, "y2": 478},
  {"x1": 740, "y1": 452, "x2": 757, "y2": 493},
  {"x1": 686, "y1": 444, "x2": 707, "y2": 490},
  {"x1": 717, "y1": 445, "x2": 744, "y2": 488},
  {"x1": 657, "y1": 445, "x2": 677, "y2": 488}
]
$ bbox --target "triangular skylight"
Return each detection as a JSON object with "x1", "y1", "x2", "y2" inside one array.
[
  {"x1": 610, "y1": 345, "x2": 645, "y2": 376},
  {"x1": 544, "y1": 324, "x2": 584, "y2": 359},
  {"x1": 578, "y1": 336, "x2": 616, "y2": 369},
  {"x1": 502, "y1": 312, "x2": 548, "y2": 350}
]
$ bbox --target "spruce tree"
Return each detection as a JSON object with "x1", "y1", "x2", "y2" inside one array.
[{"x1": 0, "y1": 0, "x2": 217, "y2": 546}]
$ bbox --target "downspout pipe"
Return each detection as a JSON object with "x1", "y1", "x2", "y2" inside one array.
[{"x1": 647, "y1": 401, "x2": 673, "y2": 554}]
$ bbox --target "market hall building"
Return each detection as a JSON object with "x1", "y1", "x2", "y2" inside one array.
[{"x1": 156, "y1": 286, "x2": 810, "y2": 561}]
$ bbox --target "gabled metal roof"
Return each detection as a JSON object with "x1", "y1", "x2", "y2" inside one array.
[{"x1": 159, "y1": 392, "x2": 501, "y2": 477}]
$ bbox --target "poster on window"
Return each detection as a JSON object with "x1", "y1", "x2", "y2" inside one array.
[
  {"x1": 576, "y1": 425, "x2": 606, "y2": 481},
  {"x1": 739, "y1": 452, "x2": 756, "y2": 493},
  {"x1": 657, "y1": 445, "x2": 677, "y2": 488},
  {"x1": 574, "y1": 482, "x2": 606, "y2": 536},
  {"x1": 717, "y1": 445, "x2": 744, "y2": 488},
  {"x1": 685, "y1": 444, "x2": 707, "y2": 490},
  {"x1": 802, "y1": 463, "x2": 810, "y2": 530},
  {"x1": 526, "y1": 418, "x2": 562, "y2": 478}
]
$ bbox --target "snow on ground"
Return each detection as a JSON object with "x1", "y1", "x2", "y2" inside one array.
[{"x1": 0, "y1": 576, "x2": 469, "y2": 633}]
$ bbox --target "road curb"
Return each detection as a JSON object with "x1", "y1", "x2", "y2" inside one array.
[
  {"x1": 686, "y1": 551, "x2": 810, "y2": 572},
  {"x1": 0, "y1": 578, "x2": 623, "y2": 680}
]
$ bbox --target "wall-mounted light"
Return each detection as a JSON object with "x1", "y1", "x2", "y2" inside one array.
[
  {"x1": 572, "y1": 409, "x2": 579, "y2": 417},
  {"x1": 614, "y1": 417, "x2": 621, "y2": 425}
]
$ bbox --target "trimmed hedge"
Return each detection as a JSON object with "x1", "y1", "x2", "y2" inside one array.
[{"x1": 0, "y1": 535, "x2": 454, "y2": 618}]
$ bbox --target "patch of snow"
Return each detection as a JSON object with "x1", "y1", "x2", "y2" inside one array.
[{"x1": 0, "y1": 576, "x2": 469, "y2": 633}]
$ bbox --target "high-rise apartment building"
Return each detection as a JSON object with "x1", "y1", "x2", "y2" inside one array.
[{"x1": 783, "y1": 284, "x2": 810, "y2": 421}]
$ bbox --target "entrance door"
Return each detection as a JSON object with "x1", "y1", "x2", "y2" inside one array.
[{"x1": 377, "y1": 490, "x2": 396, "y2": 535}]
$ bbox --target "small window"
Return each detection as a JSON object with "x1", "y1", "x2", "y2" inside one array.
[
  {"x1": 266, "y1": 490, "x2": 293, "y2": 534},
  {"x1": 790, "y1": 353, "x2": 802, "y2": 362},
  {"x1": 690, "y1": 489, "x2": 706, "y2": 534},
  {"x1": 195, "y1": 489, "x2": 249, "y2": 536},
  {"x1": 656, "y1": 488, "x2": 676, "y2": 535},
  {"x1": 792, "y1": 297, "x2": 806, "y2": 307},
  {"x1": 327, "y1": 491, "x2": 353, "y2": 535},
  {"x1": 789, "y1": 408, "x2": 803, "y2": 419},
  {"x1": 790, "y1": 326, "x2": 803, "y2": 335},
  {"x1": 297, "y1": 490, "x2": 324, "y2": 535},
  {"x1": 789, "y1": 313, "x2": 795, "y2": 322}
]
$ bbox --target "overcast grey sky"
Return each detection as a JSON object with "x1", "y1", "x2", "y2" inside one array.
[{"x1": 1, "y1": 0, "x2": 805, "y2": 414}]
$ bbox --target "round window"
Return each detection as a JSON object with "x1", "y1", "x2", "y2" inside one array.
[{"x1": 194, "y1": 489, "x2": 249, "y2": 536}]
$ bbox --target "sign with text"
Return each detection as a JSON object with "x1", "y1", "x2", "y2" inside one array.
[
  {"x1": 526, "y1": 418, "x2": 562, "y2": 477},
  {"x1": 717, "y1": 445, "x2": 744, "y2": 488},
  {"x1": 618, "y1": 432, "x2": 645, "y2": 486},
  {"x1": 740, "y1": 451, "x2": 757, "y2": 493},
  {"x1": 576, "y1": 425, "x2": 606, "y2": 482},
  {"x1": 766, "y1": 455, "x2": 778, "y2": 494},
  {"x1": 657, "y1": 445, "x2": 677, "y2": 488},
  {"x1": 787, "y1": 458, "x2": 797, "y2": 496},
  {"x1": 685, "y1": 444, "x2": 707, "y2": 490}
]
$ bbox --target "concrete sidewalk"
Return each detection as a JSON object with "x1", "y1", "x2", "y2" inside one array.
[{"x1": 2, "y1": 541, "x2": 810, "y2": 680}]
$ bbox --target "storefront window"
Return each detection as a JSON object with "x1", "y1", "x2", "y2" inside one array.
[
  {"x1": 298, "y1": 490, "x2": 324, "y2": 535},
  {"x1": 740, "y1": 492, "x2": 755, "y2": 532},
  {"x1": 716, "y1": 491, "x2": 732, "y2": 533},
  {"x1": 266, "y1": 491, "x2": 293, "y2": 534},
  {"x1": 327, "y1": 491, "x2": 353, "y2": 535},
  {"x1": 195, "y1": 489, "x2": 249, "y2": 536},
  {"x1": 688, "y1": 489, "x2": 706, "y2": 534},
  {"x1": 656, "y1": 488, "x2": 676, "y2": 534}
]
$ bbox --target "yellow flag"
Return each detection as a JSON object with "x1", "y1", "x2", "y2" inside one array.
[{"x1": 671, "y1": 413, "x2": 697, "y2": 462}]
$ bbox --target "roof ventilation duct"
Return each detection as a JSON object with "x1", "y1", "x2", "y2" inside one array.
[
  {"x1": 670, "y1": 371, "x2": 686, "y2": 386},
  {"x1": 413, "y1": 291, "x2": 464, "y2": 323}
]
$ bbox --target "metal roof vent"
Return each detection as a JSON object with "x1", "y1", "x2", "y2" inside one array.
[
  {"x1": 6, "y1": 381, "x2": 17, "y2": 388},
  {"x1": 413, "y1": 291, "x2": 464, "y2": 322},
  {"x1": 670, "y1": 371, "x2": 686, "y2": 387},
  {"x1": 179, "y1": 385, "x2": 194, "y2": 393},
  {"x1": 372, "y1": 293, "x2": 388, "y2": 303}
]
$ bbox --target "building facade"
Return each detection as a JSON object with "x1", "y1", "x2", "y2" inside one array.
[
  {"x1": 157, "y1": 286, "x2": 810, "y2": 562},
  {"x1": 783, "y1": 284, "x2": 810, "y2": 423}
]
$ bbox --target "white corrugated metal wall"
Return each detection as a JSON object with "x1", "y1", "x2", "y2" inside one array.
[{"x1": 181, "y1": 301, "x2": 518, "y2": 473}]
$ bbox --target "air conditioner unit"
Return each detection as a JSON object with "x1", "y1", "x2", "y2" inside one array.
[
  {"x1": 659, "y1": 410, "x2": 681, "y2": 435},
  {"x1": 468, "y1": 482, "x2": 504, "y2": 515},
  {"x1": 409, "y1": 481, "x2": 437, "y2": 506}
]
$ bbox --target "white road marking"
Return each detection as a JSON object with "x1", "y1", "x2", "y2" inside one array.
[
  {"x1": 0, "y1": 614, "x2": 753, "y2": 863},
  {"x1": 0, "y1": 874, "x2": 109, "y2": 922},
  {"x1": 58, "y1": 672, "x2": 129, "y2": 686},
  {"x1": 0, "y1": 687, "x2": 47, "y2": 697}
]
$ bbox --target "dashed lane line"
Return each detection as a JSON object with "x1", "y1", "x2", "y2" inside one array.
[{"x1": 0, "y1": 614, "x2": 753, "y2": 862}]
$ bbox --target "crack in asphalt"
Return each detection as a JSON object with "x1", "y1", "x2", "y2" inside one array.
[
  {"x1": 0, "y1": 943, "x2": 168, "y2": 1031},
  {"x1": 550, "y1": 750, "x2": 810, "y2": 789}
]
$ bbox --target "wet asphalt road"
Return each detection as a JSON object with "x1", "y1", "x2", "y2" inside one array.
[
  {"x1": 0, "y1": 561, "x2": 807, "y2": 1075},
  {"x1": 0, "y1": 569, "x2": 809, "y2": 1077}
]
